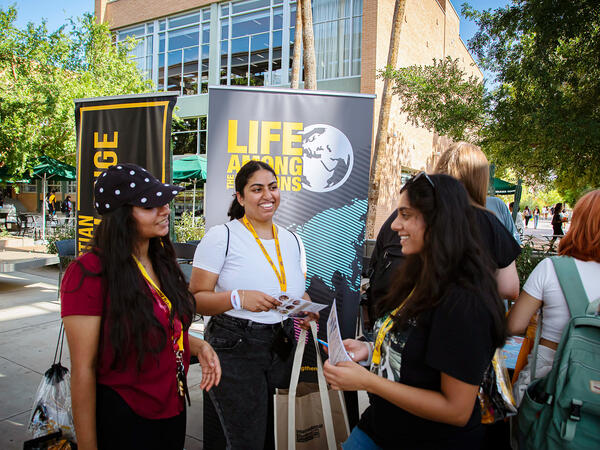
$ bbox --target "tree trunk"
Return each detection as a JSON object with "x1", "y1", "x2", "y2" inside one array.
[
  {"x1": 290, "y1": 1, "x2": 303, "y2": 88},
  {"x1": 301, "y1": 0, "x2": 317, "y2": 90},
  {"x1": 365, "y1": 0, "x2": 408, "y2": 238}
]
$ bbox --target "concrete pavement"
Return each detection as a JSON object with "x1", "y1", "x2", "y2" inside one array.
[{"x1": 0, "y1": 263, "x2": 205, "y2": 449}]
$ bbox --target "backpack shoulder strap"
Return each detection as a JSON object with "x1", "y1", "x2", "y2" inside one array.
[
  {"x1": 224, "y1": 223, "x2": 230, "y2": 257},
  {"x1": 550, "y1": 256, "x2": 590, "y2": 317}
]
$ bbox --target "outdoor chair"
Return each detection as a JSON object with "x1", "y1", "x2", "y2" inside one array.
[
  {"x1": 17, "y1": 214, "x2": 37, "y2": 238},
  {"x1": 173, "y1": 242, "x2": 197, "y2": 263},
  {"x1": 173, "y1": 242, "x2": 197, "y2": 284},
  {"x1": 55, "y1": 239, "x2": 76, "y2": 300}
]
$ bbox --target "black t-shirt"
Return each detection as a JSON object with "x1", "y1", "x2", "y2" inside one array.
[
  {"x1": 474, "y1": 207, "x2": 521, "y2": 269},
  {"x1": 358, "y1": 285, "x2": 496, "y2": 449}
]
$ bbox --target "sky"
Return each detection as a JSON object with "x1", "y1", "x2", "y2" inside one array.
[{"x1": 2, "y1": 0, "x2": 510, "y2": 41}]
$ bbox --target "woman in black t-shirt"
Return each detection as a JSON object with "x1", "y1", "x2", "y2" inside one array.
[{"x1": 324, "y1": 174, "x2": 507, "y2": 450}]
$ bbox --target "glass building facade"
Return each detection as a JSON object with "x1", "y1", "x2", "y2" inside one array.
[
  {"x1": 117, "y1": 0, "x2": 362, "y2": 92},
  {"x1": 116, "y1": 0, "x2": 362, "y2": 154}
]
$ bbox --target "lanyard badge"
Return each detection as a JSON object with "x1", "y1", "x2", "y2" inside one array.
[
  {"x1": 242, "y1": 215, "x2": 287, "y2": 292},
  {"x1": 132, "y1": 255, "x2": 190, "y2": 405}
]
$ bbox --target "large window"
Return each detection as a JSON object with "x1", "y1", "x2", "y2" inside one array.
[
  {"x1": 117, "y1": 9, "x2": 211, "y2": 95},
  {"x1": 220, "y1": 0, "x2": 284, "y2": 87},
  {"x1": 312, "y1": 0, "x2": 362, "y2": 79},
  {"x1": 116, "y1": 23, "x2": 154, "y2": 78},
  {"x1": 172, "y1": 117, "x2": 207, "y2": 155},
  {"x1": 115, "y1": 0, "x2": 362, "y2": 93}
]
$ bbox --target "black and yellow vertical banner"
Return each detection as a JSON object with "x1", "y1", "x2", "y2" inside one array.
[{"x1": 74, "y1": 93, "x2": 178, "y2": 255}]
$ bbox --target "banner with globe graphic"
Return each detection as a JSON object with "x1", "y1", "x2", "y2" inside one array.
[{"x1": 205, "y1": 86, "x2": 374, "y2": 340}]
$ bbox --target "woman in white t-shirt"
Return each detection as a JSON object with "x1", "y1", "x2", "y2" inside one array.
[
  {"x1": 508, "y1": 190, "x2": 600, "y2": 400},
  {"x1": 189, "y1": 161, "x2": 316, "y2": 449}
]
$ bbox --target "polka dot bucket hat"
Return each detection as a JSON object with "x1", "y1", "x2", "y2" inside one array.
[{"x1": 94, "y1": 163, "x2": 183, "y2": 215}]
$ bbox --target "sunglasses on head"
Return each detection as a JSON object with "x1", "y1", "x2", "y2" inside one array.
[{"x1": 403, "y1": 171, "x2": 435, "y2": 191}]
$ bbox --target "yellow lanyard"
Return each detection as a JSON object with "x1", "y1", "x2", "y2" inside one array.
[
  {"x1": 241, "y1": 215, "x2": 287, "y2": 292},
  {"x1": 372, "y1": 291, "x2": 413, "y2": 365},
  {"x1": 132, "y1": 255, "x2": 184, "y2": 352}
]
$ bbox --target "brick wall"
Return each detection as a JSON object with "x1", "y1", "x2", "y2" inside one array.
[{"x1": 97, "y1": 0, "x2": 213, "y2": 29}]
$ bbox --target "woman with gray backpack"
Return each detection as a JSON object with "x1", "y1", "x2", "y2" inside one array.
[{"x1": 507, "y1": 189, "x2": 600, "y2": 449}]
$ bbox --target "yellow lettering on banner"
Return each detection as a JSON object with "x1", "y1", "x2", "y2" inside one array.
[
  {"x1": 260, "y1": 121, "x2": 281, "y2": 155},
  {"x1": 274, "y1": 157, "x2": 289, "y2": 176},
  {"x1": 292, "y1": 177, "x2": 301, "y2": 191},
  {"x1": 93, "y1": 151, "x2": 118, "y2": 177},
  {"x1": 228, "y1": 120, "x2": 247, "y2": 153},
  {"x1": 241, "y1": 155, "x2": 261, "y2": 166},
  {"x1": 79, "y1": 227, "x2": 94, "y2": 239},
  {"x1": 78, "y1": 215, "x2": 95, "y2": 228},
  {"x1": 283, "y1": 122, "x2": 303, "y2": 156},
  {"x1": 280, "y1": 176, "x2": 291, "y2": 191},
  {"x1": 262, "y1": 155, "x2": 274, "y2": 168},
  {"x1": 78, "y1": 240, "x2": 91, "y2": 253},
  {"x1": 94, "y1": 132, "x2": 118, "y2": 148},
  {"x1": 227, "y1": 155, "x2": 241, "y2": 173},
  {"x1": 248, "y1": 120, "x2": 259, "y2": 154},
  {"x1": 290, "y1": 157, "x2": 303, "y2": 176}
]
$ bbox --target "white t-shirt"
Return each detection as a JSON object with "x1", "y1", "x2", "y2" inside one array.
[
  {"x1": 193, "y1": 219, "x2": 307, "y2": 324},
  {"x1": 523, "y1": 257, "x2": 600, "y2": 342}
]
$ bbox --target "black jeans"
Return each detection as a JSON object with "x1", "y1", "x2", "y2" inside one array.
[
  {"x1": 96, "y1": 384, "x2": 186, "y2": 450},
  {"x1": 205, "y1": 314, "x2": 295, "y2": 450}
]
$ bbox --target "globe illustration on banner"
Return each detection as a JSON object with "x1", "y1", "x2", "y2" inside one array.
[{"x1": 300, "y1": 124, "x2": 354, "y2": 192}]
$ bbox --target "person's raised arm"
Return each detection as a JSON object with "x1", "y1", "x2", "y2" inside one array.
[
  {"x1": 507, "y1": 290, "x2": 542, "y2": 336},
  {"x1": 63, "y1": 315, "x2": 101, "y2": 450}
]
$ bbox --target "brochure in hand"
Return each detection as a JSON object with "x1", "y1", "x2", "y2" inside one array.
[
  {"x1": 274, "y1": 293, "x2": 327, "y2": 318},
  {"x1": 326, "y1": 300, "x2": 353, "y2": 365}
]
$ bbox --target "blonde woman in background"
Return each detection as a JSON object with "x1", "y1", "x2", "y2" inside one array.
[{"x1": 434, "y1": 142, "x2": 521, "y2": 300}]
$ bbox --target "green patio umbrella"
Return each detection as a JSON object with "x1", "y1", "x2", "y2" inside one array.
[
  {"x1": 173, "y1": 154, "x2": 207, "y2": 182},
  {"x1": 492, "y1": 177, "x2": 517, "y2": 195},
  {"x1": 173, "y1": 155, "x2": 207, "y2": 220},
  {"x1": 32, "y1": 156, "x2": 76, "y2": 241}
]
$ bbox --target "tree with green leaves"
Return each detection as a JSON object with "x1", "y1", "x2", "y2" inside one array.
[
  {"x1": 381, "y1": 56, "x2": 486, "y2": 143},
  {"x1": 0, "y1": 7, "x2": 152, "y2": 177},
  {"x1": 463, "y1": 0, "x2": 600, "y2": 197}
]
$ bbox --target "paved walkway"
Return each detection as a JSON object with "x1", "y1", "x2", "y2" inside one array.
[{"x1": 0, "y1": 263, "x2": 205, "y2": 449}]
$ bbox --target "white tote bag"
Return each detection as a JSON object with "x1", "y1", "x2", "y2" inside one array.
[{"x1": 274, "y1": 322, "x2": 350, "y2": 449}]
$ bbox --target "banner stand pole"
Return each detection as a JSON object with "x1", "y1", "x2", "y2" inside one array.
[{"x1": 42, "y1": 173, "x2": 46, "y2": 243}]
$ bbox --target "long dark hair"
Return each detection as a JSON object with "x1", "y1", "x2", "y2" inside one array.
[
  {"x1": 73, "y1": 205, "x2": 195, "y2": 370},
  {"x1": 227, "y1": 160, "x2": 277, "y2": 220},
  {"x1": 376, "y1": 174, "x2": 506, "y2": 348}
]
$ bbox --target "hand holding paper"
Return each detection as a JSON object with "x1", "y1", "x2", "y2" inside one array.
[{"x1": 326, "y1": 300, "x2": 353, "y2": 365}]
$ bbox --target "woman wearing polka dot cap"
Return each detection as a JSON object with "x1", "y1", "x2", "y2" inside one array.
[{"x1": 61, "y1": 163, "x2": 221, "y2": 450}]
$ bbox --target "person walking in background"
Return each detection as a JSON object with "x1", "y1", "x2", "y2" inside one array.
[
  {"x1": 510, "y1": 202, "x2": 525, "y2": 237},
  {"x1": 48, "y1": 190, "x2": 57, "y2": 218},
  {"x1": 550, "y1": 202, "x2": 568, "y2": 250},
  {"x1": 533, "y1": 207, "x2": 540, "y2": 229},
  {"x1": 508, "y1": 190, "x2": 600, "y2": 403},
  {"x1": 324, "y1": 173, "x2": 507, "y2": 449},
  {"x1": 523, "y1": 206, "x2": 532, "y2": 228},
  {"x1": 542, "y1": 206, "x2": 548, "y2": 220},
  {"x1": 63, "y1": 195, "x2": 73, "y2": 219},
  {"x1": 61, "y1": 164, "x2": 221, "y2": 450}
]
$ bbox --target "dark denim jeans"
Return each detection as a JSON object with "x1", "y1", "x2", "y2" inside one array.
[{"x1": 205, "y1": 315, "x2": 295, "y2": 450}]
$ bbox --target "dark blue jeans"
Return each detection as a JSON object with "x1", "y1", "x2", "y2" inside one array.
[{"x1": 205, "y1": 315, "x2": 295, "y2": 450}]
